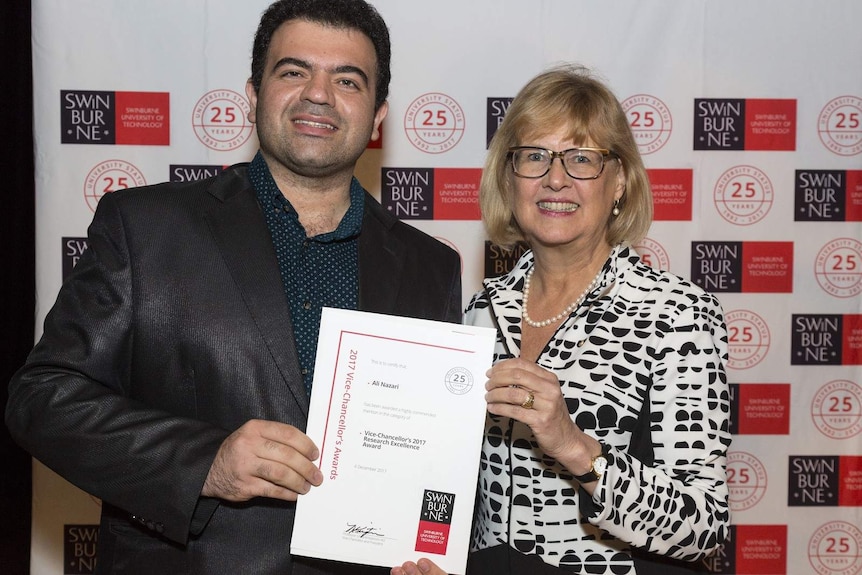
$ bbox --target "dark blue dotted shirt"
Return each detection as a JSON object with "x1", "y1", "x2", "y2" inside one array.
[{"x1": 249, "y1": 152, "x2": 362, "y2": 394}]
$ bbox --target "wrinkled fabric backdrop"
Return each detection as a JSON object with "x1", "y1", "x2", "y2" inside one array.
[{"x1": 22, "y1": 2, "x2": 862, "y2": 574}]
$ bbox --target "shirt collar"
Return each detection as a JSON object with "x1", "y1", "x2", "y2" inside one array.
[{"x1": 249, "y1": 151, "x2": 364, "y2": 241}]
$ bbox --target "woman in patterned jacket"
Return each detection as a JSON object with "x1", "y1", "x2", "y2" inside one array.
[{"x1": 394, "y1": 65, "x2": 730, "y2": 575}]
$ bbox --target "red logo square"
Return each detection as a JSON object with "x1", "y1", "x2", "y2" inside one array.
[
  {"x1": 735, "y1": 524, "x2": 787, "y2": 574},
  {"x1": 433, "y1": 168, "x2": 481, "y2": 221},
  {"x1": 846, "y1": 170, "x2": 862, "y2": 221},
  {"x1": 745, "y1": 99, "x2": 796, "y2": 151},
  {"x1": 742, "y1": 241, "x2": 793, "y2": 293},
  {"x1": 414, "y1": 520, "x2": 450, "y2": 555},
  {"x1": 114, "y1": 91, "x2": 170, "y2": 145},
  {"x1": 736, "y1": 383, "x2": 790, "y2": 435},
  {"x1": 648, "y1": 168, "x2": 693, "y2": 221}
]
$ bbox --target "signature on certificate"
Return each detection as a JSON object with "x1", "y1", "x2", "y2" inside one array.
[{"x1": 344, "y1": 523, "x2": 385, "y2": 538}]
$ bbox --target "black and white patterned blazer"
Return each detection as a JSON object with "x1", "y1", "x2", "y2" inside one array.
[{"x1": 465, "y1": 244, "x2": 731, "y2": 573}]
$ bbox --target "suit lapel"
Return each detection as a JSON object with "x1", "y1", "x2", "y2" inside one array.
[
  {"x1": 204, "y1": 167, "x2": 309, "y2": 415},
  {"x1": 358, "y1": 194, "x2": 405, "y2": 315}
]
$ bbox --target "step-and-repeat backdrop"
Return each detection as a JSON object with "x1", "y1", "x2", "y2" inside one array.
[{"x1": 29, "y1": 1, "x2": 862, "y2": 573}]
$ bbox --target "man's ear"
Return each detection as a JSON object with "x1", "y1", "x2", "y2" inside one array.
[
  {"x1": 245, "y1": 79, "x2": 258, "y2": 124},
  {"x1": 370, "y1": 101, "x2": 389, "y2": 142}
]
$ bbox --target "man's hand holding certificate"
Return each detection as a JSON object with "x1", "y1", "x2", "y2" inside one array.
[{"x1": 290, "y1": 308, "x2": 496, "y2": 574}]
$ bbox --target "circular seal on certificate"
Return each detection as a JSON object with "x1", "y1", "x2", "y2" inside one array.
[{"x1": 444, "y1": 367, "x2": 473, "y2": 395}]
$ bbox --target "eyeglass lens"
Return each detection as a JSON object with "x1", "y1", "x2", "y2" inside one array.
[{"x1": 512, "y1": 148, "x2": 604, "y2": 179}]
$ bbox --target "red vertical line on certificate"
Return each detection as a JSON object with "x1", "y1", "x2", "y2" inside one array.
[{"x1": 317, "y1": 329, "x2": 349, "y2": 467}]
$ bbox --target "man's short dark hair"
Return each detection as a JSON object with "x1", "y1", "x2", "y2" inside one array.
[{"x1": 250, "y1": 0, "x2": 391, "y2": 111}]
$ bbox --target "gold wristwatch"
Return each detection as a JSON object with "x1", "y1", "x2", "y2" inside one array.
[{"x1": 573, "y1": 443, "x2": 610, "y2": 483}]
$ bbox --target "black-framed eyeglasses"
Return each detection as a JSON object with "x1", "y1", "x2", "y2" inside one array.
[{"x1": 508, "y1": 146, "x2": 616, "y2": 180}]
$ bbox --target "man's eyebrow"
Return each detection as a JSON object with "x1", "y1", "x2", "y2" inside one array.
[
  {"x1": 272, "y1": 57, "x2": 310, "y2": 72},
  {"x1": 271, "y1": 57, "x2": 370, "y2": 86}
]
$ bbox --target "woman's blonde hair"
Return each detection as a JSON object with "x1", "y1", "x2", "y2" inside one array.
[{"x1": 481, "y1": 64, "x2": 652, "y2": 250}]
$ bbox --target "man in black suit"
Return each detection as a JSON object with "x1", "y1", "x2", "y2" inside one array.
[{"x1": 5, "y1": 1, "x2": 461, "y2": 573}]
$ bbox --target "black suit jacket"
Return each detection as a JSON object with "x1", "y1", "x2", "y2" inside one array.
[{"x1": 6, "y1": 164, "x2": 462, "y2": 574}]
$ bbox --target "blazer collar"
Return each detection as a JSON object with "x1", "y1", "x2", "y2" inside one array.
[
  {"x1": 357, "y1": 193, "x2": 406, "y2": 315},
  {"x1": 205, "y1": 165, "x2": 310, "y2": 415}
]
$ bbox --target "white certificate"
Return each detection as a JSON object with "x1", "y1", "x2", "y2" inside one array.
[{"x1": 290, "y1": 308, "x2": 496, "y2": 574}]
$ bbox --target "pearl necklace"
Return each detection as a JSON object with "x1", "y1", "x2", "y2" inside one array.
[{"x1": 521, "y1": 264, "x2": 602, "y2": 328}]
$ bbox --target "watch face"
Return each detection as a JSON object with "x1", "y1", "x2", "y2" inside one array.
[{"x1": 593, "y1": 455, "x2": 608, "y2": 476}]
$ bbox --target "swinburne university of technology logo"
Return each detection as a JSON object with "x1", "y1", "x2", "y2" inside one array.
[
  {"x1": 789, "y1": 455, "x2": 862, "y2": 507},
  {"x1": 691, "y1": 241, "x2": 793, "y2": 293},
  {"x1": 795, "y1": 169, "x2": 862, "y2": 221},
  {"x1": 647, "y1": 169, "x2": 692, "y2": 221},
  {"x1": 484, "y1": 242, "x2": 528, "y2": 279},
  {"x1": 169, "y1": 164, "x2": 227, "y2": 183},
  {"x1": 61, "y1": 90, "x2": 170, "y2": 145},
  {"x1": 381, "y1": 167, "x2": 480, "y2": 220},
  {"x1": 414, "y1": 489, "x2": 455, "y2": 554},
  {"x1": 694, "y1": 98, "x2": 796, "y2": 151},
  {"x1": 64, "y1": 524, "x2": 99, "y2": 574},
  {"x1": 486, "y1": 98, "x2": 513, "y2": 148},
  {"x1": 704, "y1": 524, "x2": 787, "y2": 575},
  {"x1": 792, "y1": 314, "x2": 862, "y2": 366},
  {"x1": 62, "y1": 238, "x2": 89, "y2": 280},
  {"x1": 729, "y1": 383, "x2": 790, "y2": 435}
]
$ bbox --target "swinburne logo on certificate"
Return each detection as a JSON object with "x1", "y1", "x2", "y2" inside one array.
[{"x1": 415, "y1": 489, "x2": 455, "y2": 554}]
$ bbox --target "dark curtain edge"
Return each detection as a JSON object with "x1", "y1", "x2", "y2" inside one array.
[{"x1": 1, "y1": 0, "x2": 36, "y2": 573}]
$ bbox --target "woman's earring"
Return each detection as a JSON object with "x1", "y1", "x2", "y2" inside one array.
[{"x1": 612, "y1": 199, "x2": 620, "y2": 216}]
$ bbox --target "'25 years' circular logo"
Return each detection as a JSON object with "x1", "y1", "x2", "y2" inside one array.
[
  {"x1": 444, "y1": 367, "x2": 473, "y2": 395},
  {"x1": 404, "y1": 93, "x2": 465, "y2": 154}
]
